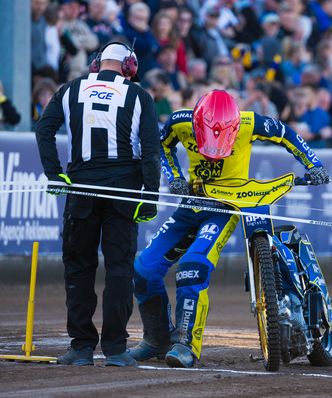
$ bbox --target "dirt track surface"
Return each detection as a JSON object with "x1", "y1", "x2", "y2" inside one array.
[{"x1": 1, "y1": 280, "x2": 332, "y2": 398}]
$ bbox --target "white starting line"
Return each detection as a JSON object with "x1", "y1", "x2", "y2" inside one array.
[{"x1": 138, "y1": 365, "x2": 332, "y2": 379}]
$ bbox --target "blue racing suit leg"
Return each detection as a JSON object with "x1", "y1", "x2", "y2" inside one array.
[
  {"x1": 172, "y1": 212, "x2": 239, "y2": 359},
  {"x1": 134, "y1": 207, "x2": 198, "y2": 346}
]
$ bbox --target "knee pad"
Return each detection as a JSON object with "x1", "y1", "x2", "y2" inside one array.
[{"x1": 175, "y1": 261, "x2": 210, "y2": 288}]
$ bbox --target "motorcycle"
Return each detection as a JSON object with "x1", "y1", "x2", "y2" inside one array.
[{"x1": 202, "y1": 173, "x2": 332, "y2": 371}]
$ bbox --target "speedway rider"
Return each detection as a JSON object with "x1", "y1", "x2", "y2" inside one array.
[{"x1": 130, "y1": 90, "x2": 331, "y2": 368}]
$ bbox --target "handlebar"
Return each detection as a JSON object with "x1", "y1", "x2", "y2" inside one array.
[{"x1": 294, "y1": 176, "x2": 311, "y2": 186}]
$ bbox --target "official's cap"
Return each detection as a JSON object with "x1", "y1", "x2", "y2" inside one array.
[{"x1": 101, "y1": 43, "x2": 137, "y2": 62}]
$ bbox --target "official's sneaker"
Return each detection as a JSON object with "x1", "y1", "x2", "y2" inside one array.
[
  {"x1": 165, "y1": 344, "x2": 195, "y2": 368},
  {"x1": 105, "y1": 350, "x2": 137, "y2": 367},
  {"x1": 57, "y1": 346, "x2": 94, "y2": 366},
  {"x1": 129, "y1": 340, "x2": 171, "y2": 361}
]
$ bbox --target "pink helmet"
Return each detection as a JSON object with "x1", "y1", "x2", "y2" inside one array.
[{"x1": 193, "y1": 90, "x2": 240, "y2": 161}]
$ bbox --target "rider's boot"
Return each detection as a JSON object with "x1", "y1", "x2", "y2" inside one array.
[{"x1": 165, "y1": 343, "x2": 195, "y2": 368}]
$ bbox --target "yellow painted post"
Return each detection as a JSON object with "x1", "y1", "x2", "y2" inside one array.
[
  {"x1": 0, "y1": 241, "x2": 57, "y2": 362},
  {"x1": 22, "y1": 241, "x2": 39, "y2": 356}
]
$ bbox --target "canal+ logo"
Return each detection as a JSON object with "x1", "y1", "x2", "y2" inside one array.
[{"x1": 83, "y1": 84, "x2": 121, "y2": 100}]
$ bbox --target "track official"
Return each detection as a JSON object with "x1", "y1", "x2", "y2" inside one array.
[{"x1": 35, "y1": 42, "x2": 160, "y2": 366}]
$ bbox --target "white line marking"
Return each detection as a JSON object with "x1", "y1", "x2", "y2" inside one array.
[
  {"x1": 138, "y1": 365, "x2": 332, "y2": 379},
  {"x1": 139, "y1": 365, "x2": 272, "y2": 376}
]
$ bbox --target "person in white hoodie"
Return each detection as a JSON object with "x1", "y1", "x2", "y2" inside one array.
[{"x1": 59, "y1": 0, "x2": 99, "y2": 81}]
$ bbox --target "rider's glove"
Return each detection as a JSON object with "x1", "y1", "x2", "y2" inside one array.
[
  {"x1": 169, "y1": 178, "x2": 190, "y2": 196},
  {"x1": 133, "y1": 202, "x2": 157, "y2": 223},
  {"x1": 47, "y1": 173, "x2": 72, "y2": 195},
  {"x1": 304, "y1": 166, "x2": 331, "y2": 185}
]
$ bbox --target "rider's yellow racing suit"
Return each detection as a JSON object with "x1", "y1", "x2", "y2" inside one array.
[{"x1": 134, "y1": 110, "x2": 323, "y2": 358}]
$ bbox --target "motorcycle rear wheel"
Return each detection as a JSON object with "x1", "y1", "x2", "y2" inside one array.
[{"x1": 253, "y1": 235, "x2": 281, "y2": 371}]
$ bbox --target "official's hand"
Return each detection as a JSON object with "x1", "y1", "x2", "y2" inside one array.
[
  {"x1": 133, "y1": 202, "x2": 157, "y2": 223},
  {"x1": 169, "y1": 178, "x2": 190, "y2": 195},
  {"x1": 47, "y1": 173, "x2": 72, "y2": 195},
  {"x1": 304, "y1": 166, "x2": 331, "y2": 185}
]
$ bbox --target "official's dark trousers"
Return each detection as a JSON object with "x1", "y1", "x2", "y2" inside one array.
[{"x1": 62, "y1": 195, "x2": 138, "y2": 356}]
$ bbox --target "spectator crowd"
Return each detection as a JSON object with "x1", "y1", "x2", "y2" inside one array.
[{"x1": 1, "y1": 0, "x2": 332, "y2": 148}]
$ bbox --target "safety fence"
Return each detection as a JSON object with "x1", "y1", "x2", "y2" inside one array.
[{"x1": 1, "y1": 132, "x2": 332, "y2": 255}]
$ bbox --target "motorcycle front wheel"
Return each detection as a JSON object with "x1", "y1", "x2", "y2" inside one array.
[{"x1": 253, "y1": 235, "x2": 281, "y2": 371}]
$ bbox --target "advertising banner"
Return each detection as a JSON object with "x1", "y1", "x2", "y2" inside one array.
[
  {"x1": 1, "y1": 133, "x2": 66, "y2": 255},
  {"x1": 1, "y1": 133, "x2": 331, "y2": 255}
]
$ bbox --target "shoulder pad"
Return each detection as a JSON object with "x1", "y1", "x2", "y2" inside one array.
[{"x1": 169, "y1": 110, "x2": 193, "y2": 125}]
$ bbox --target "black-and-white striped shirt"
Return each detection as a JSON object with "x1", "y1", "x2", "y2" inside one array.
[{"x1": 36, "y1": 70, "x2": 160, "y2": 193}]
